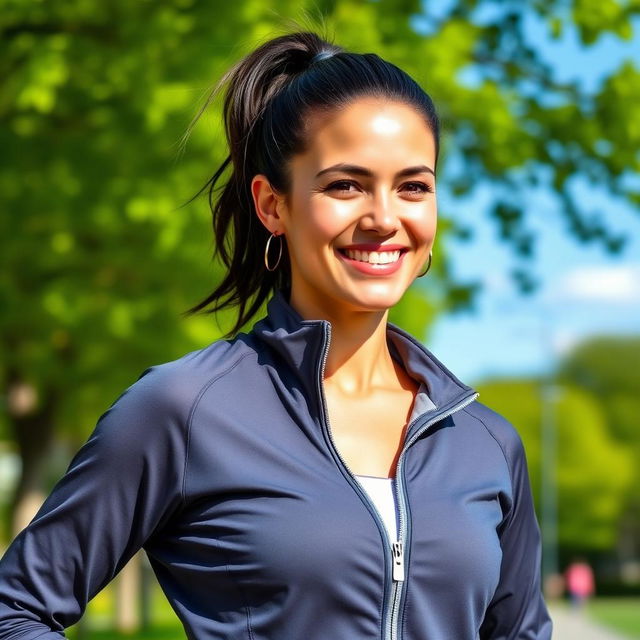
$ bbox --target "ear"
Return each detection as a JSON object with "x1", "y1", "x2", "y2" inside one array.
[{"x1": 251, "y1": 174, "x2": 287, "y2": 235}]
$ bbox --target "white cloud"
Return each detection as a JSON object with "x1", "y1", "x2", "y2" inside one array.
[{"x1": 548, "y1": 263, "x2": 640, "y2": 304}]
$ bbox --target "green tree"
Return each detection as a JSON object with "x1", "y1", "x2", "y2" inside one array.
[
  {"x1": 1, "y1": 1, "x2": 638, "y2": 534},
  {"x1": 557, "y1": 336, "x2": 640, "y2": 562},
  {"x1": 475, "y1": 377, "x2": 633, "y2": 551}
]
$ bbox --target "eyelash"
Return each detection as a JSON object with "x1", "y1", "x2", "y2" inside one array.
[{"x1": 323, "y1": 180, "x2": 434, "y2": 194}]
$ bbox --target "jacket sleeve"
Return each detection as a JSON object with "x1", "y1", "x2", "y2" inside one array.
[
  {"x1": 479, "y1": 429, "x2": 553, "y2": 640},
  {"x1": 0, "y1": 364, "x2": 188, "y2": 640}
]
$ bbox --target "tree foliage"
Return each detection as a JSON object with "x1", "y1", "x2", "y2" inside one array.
[
  {"x1": 475, "y1": 376, "x2": 633, "y2": 551},
  {"x1": 557, "y1": 335, "x2": 640, "y2": 558}
]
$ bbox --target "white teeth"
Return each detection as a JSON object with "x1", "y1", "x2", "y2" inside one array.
[{"x1": 344, "y1": 249, "x2": 401, "y2": 264}]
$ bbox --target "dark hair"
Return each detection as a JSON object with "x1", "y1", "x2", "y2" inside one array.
[{"x1": 181, "y1": 30, "x2": 440, "y2": 337}]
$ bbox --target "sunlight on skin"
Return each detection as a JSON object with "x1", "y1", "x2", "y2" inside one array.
[
  {"x1": 370, "y1": 112, "x2": 403, "y2": 136},
  {"x1": 254, "y1": 98, "x2": 437, "y2": 323}
]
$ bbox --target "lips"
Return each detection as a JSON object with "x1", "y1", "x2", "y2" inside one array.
[{"x1": 336, "y1": 245, "x2": 408, "y2": 275}]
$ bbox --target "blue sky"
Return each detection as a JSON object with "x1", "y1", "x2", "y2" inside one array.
[{"x1": 421, "y1": 10, "x2": 640, "y2": 385}]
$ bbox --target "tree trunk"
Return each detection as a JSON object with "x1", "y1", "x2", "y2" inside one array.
[
  {"x1": 114, "y1": 552, "x2": 141, "y2": 632},
  {"x1": 6, "y1": 371, "x2": 58, "y2": 537}
]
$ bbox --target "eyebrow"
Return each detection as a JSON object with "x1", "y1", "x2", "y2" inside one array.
[{"x1": 315, "y1": 163, "x2": 435, "y2": 179}]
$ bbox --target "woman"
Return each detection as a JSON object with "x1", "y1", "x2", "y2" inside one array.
[{"x1": 0, "y1": 31, "x2": 553, "y2": 639}]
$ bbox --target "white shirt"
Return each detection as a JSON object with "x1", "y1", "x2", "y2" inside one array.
[{"x1": 354, "y1": 474, "x2": 398, "y2": 542}]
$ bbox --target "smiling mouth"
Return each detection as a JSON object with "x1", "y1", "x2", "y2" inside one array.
[{"x1": 338, "y1": 248, "x2": 406, "y2": 264}]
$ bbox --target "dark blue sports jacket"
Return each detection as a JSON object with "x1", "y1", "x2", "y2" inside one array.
[{"x1": 0, "y1": 289, "x2": 553, "y2": 639}]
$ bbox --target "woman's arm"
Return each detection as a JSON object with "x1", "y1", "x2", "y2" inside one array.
[
  {"x1": 479, "y1": 430, "x2": 553, "y2": 640},
  {"x1": 0, "y1": 364, "x2": 188, "y2": 639}
]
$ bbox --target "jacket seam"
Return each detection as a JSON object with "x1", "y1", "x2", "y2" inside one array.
[
  {"x1": 461, "y1": 407, "x2": 515, "y2": 528},
  {"x1": 211, "y1": 538, "x2": 255, "y2": 640},
  {"x1": 181, "y1": 351, "x2": 256, "y2": 504}
]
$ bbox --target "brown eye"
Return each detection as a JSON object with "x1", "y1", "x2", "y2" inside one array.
[
  {"x1": 402, "y1": 182, "x2": 433, "y2": 194},
  {"x1": 325, "y1": 180, "x2": 359, "y2": 193}
]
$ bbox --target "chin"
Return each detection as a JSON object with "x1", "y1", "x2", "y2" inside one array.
[{"x1": 345, "y1": 284, "x2": 407, "y2": 312}]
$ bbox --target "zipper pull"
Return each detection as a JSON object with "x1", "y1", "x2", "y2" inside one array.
[{"x1": 392, "y1": 540, "x2": 405, "y2": 581}]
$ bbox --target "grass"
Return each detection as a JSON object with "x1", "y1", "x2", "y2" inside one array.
[
  {"x1": 70, "y1": 626, "x2": 184, "y2": 640},
  {"x1": 585, "y1": 597, "x2": 640, "y2": 638}
]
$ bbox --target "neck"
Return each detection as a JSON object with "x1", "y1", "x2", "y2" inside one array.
[{"x1": 288, "y1": 290, "x2": 398, "y2": 395}]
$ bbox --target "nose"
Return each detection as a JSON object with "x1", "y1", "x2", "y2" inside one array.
[{"x1": 358, "y1": 190, "x2": 400, "y2": 235}]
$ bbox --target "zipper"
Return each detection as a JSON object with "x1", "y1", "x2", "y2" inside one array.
[
  {"x1": 316, "y1": 321, "x2": 479, "y2": 640},
  {"x1": 386, "y1": 389, "x2": 480, "y2": 640}
]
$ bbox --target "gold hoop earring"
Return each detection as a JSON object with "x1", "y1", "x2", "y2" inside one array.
[
  {"x1": 264, "y1": 232, "x2": 283, "y2": 272},
  {"x1": 418, "y1": 251, "x2": 432, "y2": 278}
]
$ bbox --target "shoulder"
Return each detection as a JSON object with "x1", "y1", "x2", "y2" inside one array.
[
  {"x1": 461, "y1": 399, "x2": 526, "y2": 468},
  {"x1": 94, "y1": 335, "x2": 257, "y2": 449},
  {"x1": 462, "y1": 400, "x2": 536, "y2": 528}
]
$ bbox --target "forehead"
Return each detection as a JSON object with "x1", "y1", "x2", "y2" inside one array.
[{"x1": 294, "y1": 98, "x2": 436, "y2": 172}]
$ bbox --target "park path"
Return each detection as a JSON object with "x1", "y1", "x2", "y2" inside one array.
[{"x1": 549, "y1": 603, "x2": 632, "y2": 640}]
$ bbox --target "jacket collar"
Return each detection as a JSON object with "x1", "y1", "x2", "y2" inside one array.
[{"x1": 251, "y1": 289, "x2": 478, "y2": 420}]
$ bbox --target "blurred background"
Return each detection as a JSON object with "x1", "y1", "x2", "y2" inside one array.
[{"x1": 1, "y1": 1, "x2": 639, "y2": 638}]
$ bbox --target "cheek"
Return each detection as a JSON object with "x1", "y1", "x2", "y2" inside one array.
[
  {"x1": 404, "y1": 202, "x2": 437, "y2": 242},
  {"x1": 297, "y1": 199, "x2": 355, "y2": 240}
]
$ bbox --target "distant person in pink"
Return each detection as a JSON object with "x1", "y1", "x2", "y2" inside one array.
[{"x1": 565, "y1": 557, "x2": 595, "y2": 610}]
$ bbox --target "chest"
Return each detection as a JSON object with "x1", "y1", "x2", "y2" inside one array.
[
  {"x1": 157, "y1": 404, "x2": 508, "y2": 629},
  {"x1": 323, "y1": 384, "x2": 419, "y2": 477}
]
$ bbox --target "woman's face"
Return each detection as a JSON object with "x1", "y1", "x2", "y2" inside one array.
[{"x1": 271, "y1": 97, "x2": 437, "y2": 318}]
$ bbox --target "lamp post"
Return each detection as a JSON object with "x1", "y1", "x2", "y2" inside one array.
[
  {"x1": 540, "y1": 361, "x2": 559, "y2": 582},
  {"x1": 532, "y1": 299, "x2": 561, "y2": 588}
]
